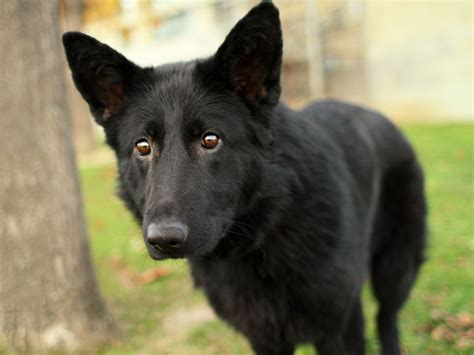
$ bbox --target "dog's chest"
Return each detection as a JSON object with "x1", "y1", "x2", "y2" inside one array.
[{"x1": 189, "y1": 258, "x2": 320, "y2": 342}]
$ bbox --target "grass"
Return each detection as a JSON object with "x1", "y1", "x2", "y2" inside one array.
[{"x1": 79, "y1": 123, "x2": 473, "y2": 354}]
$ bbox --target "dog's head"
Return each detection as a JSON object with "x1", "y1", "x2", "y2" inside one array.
[{"x1": 63, "y1": 3, "x2": 282, "y2": 259}]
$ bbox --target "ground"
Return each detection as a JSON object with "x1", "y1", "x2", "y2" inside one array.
[{"x1": 78, "y1": 123, "x2": 473, "y2": 354}]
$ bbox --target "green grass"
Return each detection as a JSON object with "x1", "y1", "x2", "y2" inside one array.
[{"x1": 79, "y1": 123, "x2": 473, "y2": 354}]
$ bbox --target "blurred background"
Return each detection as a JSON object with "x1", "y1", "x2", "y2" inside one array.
[
  {"x1": 1, "y1": 0, "x2": 472, "y2": 354},
  {"x1": 62, "y1": 0, "x2": 473, "y2": 158}
]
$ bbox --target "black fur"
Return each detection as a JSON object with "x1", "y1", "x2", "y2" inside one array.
[{"x1": 63, "y1": 3, "x2": 426, "y2": 354}]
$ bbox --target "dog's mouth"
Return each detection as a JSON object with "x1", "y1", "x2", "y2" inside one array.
[
  {"x1": 148, "y1": 249, "x2": 181, "y2": 260},
  {"x1": 146, "y1": 244, "x2": 186, "y2": 260}
]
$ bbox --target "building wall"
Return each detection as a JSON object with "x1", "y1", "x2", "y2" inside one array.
[{"x1": 364, "y1": 0, "x2": 473, "y2": 121}]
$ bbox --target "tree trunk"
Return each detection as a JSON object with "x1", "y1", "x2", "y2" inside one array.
[{"x1": 0, "y1": 1, "x2": 116, "y2": 352}]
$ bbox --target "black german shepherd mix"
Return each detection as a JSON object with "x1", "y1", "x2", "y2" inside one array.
[{"x1": 63, "y1": 2, "x2": 426, "y2": 354}]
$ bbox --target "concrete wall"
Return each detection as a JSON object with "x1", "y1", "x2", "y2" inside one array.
[{"x1": 364, "y1": 0, "x2": 473, "y2": 121}]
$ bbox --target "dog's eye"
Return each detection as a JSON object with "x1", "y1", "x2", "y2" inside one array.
[
  {"x1": 201, "y1": 132, "x2": 220, "y2": 149},
  {"x1": 135, "y1": 139, "x2": 151, "y2": 156}
]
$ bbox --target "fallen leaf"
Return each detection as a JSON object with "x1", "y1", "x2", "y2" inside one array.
[{"x1": 109, "y1": 255, "x2": 169, "y2": 287}]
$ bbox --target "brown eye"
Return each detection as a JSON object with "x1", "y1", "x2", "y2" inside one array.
[
  {"x1": 135, "y1": 139, "x2": 151, "y2": 156},
  {"x1": 201, "y1": 132, "x2": 220, "y2": 149}
]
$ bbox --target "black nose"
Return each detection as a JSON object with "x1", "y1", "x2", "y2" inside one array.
[{"x1": 146, "y1": 222, "x2": 188, "y2": 253}]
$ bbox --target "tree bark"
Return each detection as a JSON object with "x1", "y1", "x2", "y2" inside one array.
[{"x1": 0, "y1": 1, "x2": 116, "y2": 352}]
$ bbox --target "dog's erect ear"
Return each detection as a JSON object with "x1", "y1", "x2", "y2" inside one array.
[
  {"x1": 213, "y1": 2, "x2": 282, "y2": 106},
  {"x1": 62, "y1": 32, "x2": 141, "y2": 125}
]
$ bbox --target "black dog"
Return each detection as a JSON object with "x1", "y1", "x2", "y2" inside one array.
[{"x1": 63, "y1": 2, "x2": 426, "y2": 354}]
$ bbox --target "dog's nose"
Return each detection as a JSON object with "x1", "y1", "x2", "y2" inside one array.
[{"x1": 146, "y1": 221, "x2": 188, "y2": 253}]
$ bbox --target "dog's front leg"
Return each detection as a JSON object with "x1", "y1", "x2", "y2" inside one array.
[
  {"x1": 314, "y1": 334, "x2": 346, "y2": 355},
  {"x1": 250, "y1": 341, "x2": 295, "y2": 355}
]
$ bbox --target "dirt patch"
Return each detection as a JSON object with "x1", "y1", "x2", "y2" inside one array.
[
  {"x1": 147, "y1": 305, "x2": 217, "y2": 354},
  {"x1": 162, "y1": 305, "x2": 216, "y2": 335}
]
